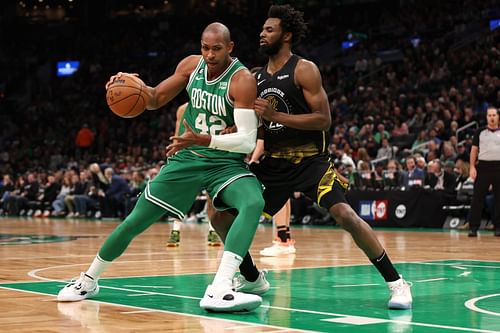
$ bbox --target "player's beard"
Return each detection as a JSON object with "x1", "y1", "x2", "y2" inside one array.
[{"x1": 259, "y1": 36, "x2": 284, "y2": 56}]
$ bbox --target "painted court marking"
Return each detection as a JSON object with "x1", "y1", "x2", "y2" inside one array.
[
  {"x1": 2, "y1": 259, "x2": 500, "y2": 333},
  {"x1": 465, "y1": 294, "x2": 500, "y2": 317},
  {"x1": 322, "y1": 316, "x2": 388, "y2": 325},
  {"x1": 0, "y1": 286, "x2": 316, "y2": 333}
]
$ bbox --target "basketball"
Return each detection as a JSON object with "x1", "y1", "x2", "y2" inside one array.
[{"x1": 106, "y1": 74, "x2": 148, "y2": 118}]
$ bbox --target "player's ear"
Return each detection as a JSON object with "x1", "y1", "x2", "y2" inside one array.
[
  {"x1": 283, "y1": 31, "x2": 292, "y2": 44},
  {"x1": 227, "y1": 41, "x2": 234, "y2": 54}
]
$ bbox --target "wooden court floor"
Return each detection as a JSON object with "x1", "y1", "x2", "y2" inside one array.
[{"x1": 1, "y1": 217, "x2": 500, "y2": 333}]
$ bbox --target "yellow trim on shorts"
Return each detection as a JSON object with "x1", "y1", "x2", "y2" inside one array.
[
  {"x1": 262, "y1": 211, "x2": 273, "y2": 220},
  {"x1": 322, "y1": 131, "x2": 326, "y2": 154},
  {"x1": 317, "y1": 165, "x2": 349, "y2": 205}
]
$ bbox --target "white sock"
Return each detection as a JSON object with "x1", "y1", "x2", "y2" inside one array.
[
  {"x1": 86, "y1": 254, "x2": 111, "y2": 280},
  {"x1": 208, "y1": 222, "x2": 215, "y2": 232},
  {"x1": 212, "y1": 251, "x2": 242, "y2": 287},
  {"x1": 172, "y1": 219, "x2": 182, "y2": 231}
]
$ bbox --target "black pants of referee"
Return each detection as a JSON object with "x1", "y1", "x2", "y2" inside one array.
[{"x1": 469, "y1": 161, "x2": 500, "y2": 231}]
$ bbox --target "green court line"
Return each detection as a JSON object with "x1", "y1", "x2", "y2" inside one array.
[{"x1": 2, "y1": 260, "x2": 500, "y2": 333}]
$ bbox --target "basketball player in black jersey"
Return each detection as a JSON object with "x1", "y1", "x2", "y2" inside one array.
[{"x1": 211, "y1": 4, "x2": 412, "y2": 309}]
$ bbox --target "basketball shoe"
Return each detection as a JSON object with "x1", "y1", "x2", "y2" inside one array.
[
  {"x1": 199, "y1": 284, "x2": 262, "y2": 312},
  {"x1": 167, "y1": 230, "x2": 180, "y2": 247},
  {"x1": 233, "y1": 269, "x2": 270, "y2": 295},
  {"x1": 57, "y1": 273, "x2": 99, "y2": 302},
  {"x1": 387, "y1": 276, "x2": 412, "y2": 309},
  {"x1": 260, "y1": 238, "x2": 296, "y2": 256},
  {"x1": 207, "y1": 230, "x2": 222, "y2": 246}
]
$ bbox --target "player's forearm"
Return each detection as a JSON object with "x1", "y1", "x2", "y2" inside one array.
[
  {"x1": 209, "y1": 108, "x2": 258, "y2": 154},
  {"x1": 194, "y1": 134, "x2": 212, "y2": 147},
  {"x1": 470, "y1": 147, "x2": 478, "y2": 168},
  {"x1": 209, "y1": 131, "x2": 257, "y2": 153},
  {"x1": 270, "y1": 112, "x2": 331, "y2": 131},
  {"x1": 144, "y1": 81, "x2": 185, "y2": 111},
  {"x1": 249, "y1": 139, "x2": 264, "y2": 162},
  {"x1": 144, "y1": 86, "x2": 171, "y2": 110}
]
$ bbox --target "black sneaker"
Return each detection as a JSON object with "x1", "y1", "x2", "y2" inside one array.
[
  {"x1": 468, "y1": 229, "x2": 478, "y2": 237},
  {"x1": 494, "y1": 229, "x2": 500, "y2": 237}
]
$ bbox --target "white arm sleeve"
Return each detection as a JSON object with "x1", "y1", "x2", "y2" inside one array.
[{"x1": 208, "y1": 108, "x2": 258, "y2": 154}]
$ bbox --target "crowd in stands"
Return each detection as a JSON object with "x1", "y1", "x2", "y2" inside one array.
[
  {"x1": 0, "y1": 162, "x2": 157, "y2": 219},
  {"x1": 0, "y1": 1, "x2": 499, "y2": 220}
]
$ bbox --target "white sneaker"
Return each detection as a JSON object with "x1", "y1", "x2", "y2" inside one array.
[
  {"x1": 233, "y1": 269, "x2": 270, "y2": 295},
  {"x1": 387, "y1": 277, "x2": 412, "y2": 309},
  {"x1": 260, "y1": 238, "x2": 296, "y2": 257},
  {"x1": 199, "y1": 284, "x2": 262, "y2": 312},
  {"x1": 57, "y1": 273, "x2": 100, "y2": 302}
]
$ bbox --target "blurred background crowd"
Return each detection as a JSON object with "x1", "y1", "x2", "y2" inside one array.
[{"x1": 0, "y1": 0, "x2": 498, "y2": 221}]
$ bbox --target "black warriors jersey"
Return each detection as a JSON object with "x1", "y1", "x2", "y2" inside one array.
[{"x1": 255, "y1": 55, "x2": 329, "y2": 163}]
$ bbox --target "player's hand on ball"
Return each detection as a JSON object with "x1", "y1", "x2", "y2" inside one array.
[
  {"x1": 106, "y1": 73, "x2": 147, "y2": 118},
  {"x1": 166, "y1": 120, "x2": 204, "y2": 157},
  {"x1": 105, "y1": 72, "x2": 142, "y2": 90}
]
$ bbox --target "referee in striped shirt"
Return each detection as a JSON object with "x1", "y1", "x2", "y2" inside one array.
[{"x1": 468, "y1": 106, "x2": 500, "y2": 237}]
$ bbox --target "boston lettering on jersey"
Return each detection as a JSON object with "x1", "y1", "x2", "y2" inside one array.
[
  {"x1": 191, "y1": 88, "x2": 227, "y2": 117},
  {"x1": 181, "y1": 57, "x2": 247, "y2": 160}
]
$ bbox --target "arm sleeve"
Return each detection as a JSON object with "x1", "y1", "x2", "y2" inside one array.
[{"x1": 208, "y1": 108, "x2": 258, "y2": 154}]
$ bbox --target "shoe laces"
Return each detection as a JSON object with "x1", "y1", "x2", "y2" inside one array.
[
  {"x1": 233, "y1": 274, "x2": 248, "y2": 288},
  {"x1": 233, "y1": 269, "x2": 268, "y2": 287},
  {"x1": 389, "y1": 279, "x2": 412, "y2": 296},
  {"x1": 68, "y1": 272, "x2": 93, "y2": 289}
]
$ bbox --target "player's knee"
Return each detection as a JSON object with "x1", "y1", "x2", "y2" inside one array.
[
  {"x1": 209, "y1": 210, "x2": 226, "y2": 226},
  {"x1": 331, "y1": 204, "x2": 360, "y2": 231},
  {"x1": 207, "y1": 207, "x2": 218, "y2": 224},
  {"x1": 245, "y1": 194, "x2": 265, "y2": 215}
]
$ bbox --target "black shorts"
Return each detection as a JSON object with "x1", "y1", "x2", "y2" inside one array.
[{"x1": 250, "y1": 154, "x2": 348, "y2": 216}]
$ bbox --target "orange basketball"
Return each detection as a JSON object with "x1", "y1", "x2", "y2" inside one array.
[{"x1": 106, "y1": 74, "x2": 147, "y2": 118}]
